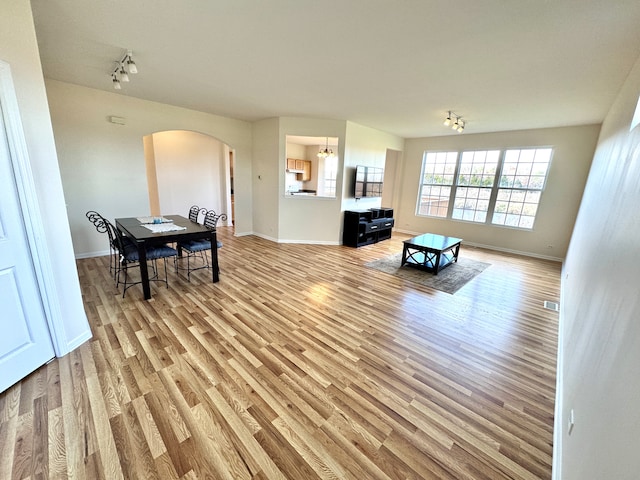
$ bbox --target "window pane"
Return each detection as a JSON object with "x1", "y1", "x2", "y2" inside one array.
[
  {"x1": 418, "y1": 152, "x2": 457, "y2": 217},
  {"x1": 418, "y1": 185, "x2": 451, "y2": 217},
  {"x1": 451, "y1": 150, "x2": 499, "y2": 223},
  {"x1": 491, "y1": 148, "x2": 552, "y2": 230}
]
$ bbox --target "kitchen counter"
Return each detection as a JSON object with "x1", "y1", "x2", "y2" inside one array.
[{"x1": 288, "y1": 189, "x2": 316, "y2": 196}]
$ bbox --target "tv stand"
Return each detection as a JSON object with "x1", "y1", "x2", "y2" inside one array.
[{"x1": 343, "y1": 208, "x2": 394, "y2": 247}]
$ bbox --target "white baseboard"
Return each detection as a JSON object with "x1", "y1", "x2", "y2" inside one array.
[{"x1": 393, "y1": 228, "x2": 564, "y2": 262}]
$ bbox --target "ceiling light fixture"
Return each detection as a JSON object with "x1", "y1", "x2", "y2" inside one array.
[
  {"x1": 111, "y1": 50, "x2": 138, "y2": 89},
  {"x1": 444, "y1": 111, "x2": 465, "y2": 133},
  {"x1": 317, "y1": 137, "x2": 334, "y2": 158}
]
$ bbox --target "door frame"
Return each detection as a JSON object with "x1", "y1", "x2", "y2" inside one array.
[{"x1": 0, "y1": 60, "x2": 65, "y2": 356}]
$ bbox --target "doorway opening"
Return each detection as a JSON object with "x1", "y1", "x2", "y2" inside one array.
[{"x1": 143, "y1": 130, "x2": 234, "y2": 225}]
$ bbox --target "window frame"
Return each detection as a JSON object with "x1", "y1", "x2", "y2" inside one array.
[{"x1": 416, "y1": 147, "x2": 553, "y2": 230}]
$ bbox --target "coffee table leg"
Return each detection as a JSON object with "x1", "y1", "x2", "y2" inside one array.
[
  {"x1": 434, "y1": 252, "x2": 441, "y2": 275},
  {"x1": 401, "y1": 244, "x2": 408, "y2": 266}
]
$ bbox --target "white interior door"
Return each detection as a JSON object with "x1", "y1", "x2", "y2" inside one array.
[{"x1": 0, "y1": 104, "x2": 55, "y2": 392}]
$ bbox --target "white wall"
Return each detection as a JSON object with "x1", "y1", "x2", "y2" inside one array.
[
  {"x1": 556, "y1": 53, "x2": 640, "y2": 480},
  {"x1": 276, "y1": 117, "x2": 348, "y2": 244},
  {"x1": 148, "y1": 130, "x2": 229, "y2": 220},
  {"x1": 45, "y1": 80, "x2": 253, "y2": 257},
  {"x1": 398, "y1": 125, "x2": 600, "y2": 259},
  {"x1": 0, "y1": 0, "x2": 90, "y2": 353},
  {"x1": 342, "y1": 121, "x2": 405, "y2": 213}
]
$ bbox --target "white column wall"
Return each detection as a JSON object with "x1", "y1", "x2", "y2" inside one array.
[
  {"x1": 0, "y1": 0, "x2": 90, "y2": 354},
  {"x1": 557, "y1": 52, "x2": 640, "y2": 480}
]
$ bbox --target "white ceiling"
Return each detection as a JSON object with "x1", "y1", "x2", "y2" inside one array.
[{"x1": 30, "y1": 0, "x2": 640, "y2": 138}]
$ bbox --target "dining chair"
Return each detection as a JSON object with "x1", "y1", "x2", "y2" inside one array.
[
  {"x1": 188, "y1": 205, "x2": 208, "y2": 224},
  {"x1": 85, "y1": 210, "x2": 132, "y2": 282},
  {"x1": 106, "y1": 219, "x2": 178, "y2": 297},
  {"x1": 175, "y1": 209, "x2": 226, "y2": 281}
]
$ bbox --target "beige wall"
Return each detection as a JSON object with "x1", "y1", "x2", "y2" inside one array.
[
  {"x1": 276, "y1": 117, "x2": 347, "y2": 244},
  {"x1": 557, "y1": 53, "x2": 640, "y2": 479},
  {"x1": 342, "y1": 121, "x2": 405, "y2": 214},
  {"x1": 45, "y1": 80, "x2": 253, "y2": 257},
  {"x1": 0, "y1": 0, "x2": 89, "y2": 351},
  {"x1": 147, "y1": 130, "x2": 230, "y2": 221},
  {"x1": 398, "y1": 125, "x2": 600, "y2": 259}
]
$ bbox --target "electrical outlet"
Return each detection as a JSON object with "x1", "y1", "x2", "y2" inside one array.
[{"x1": 568, "y1": 409, "x2": 575, "y2": 435}]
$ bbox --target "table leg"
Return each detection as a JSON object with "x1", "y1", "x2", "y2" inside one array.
[
  {"x1": 210, "y1": 229, "x2": 219, "y2": 283},
  {"x1": 137, "y1": 242, "x2": 151, "y2": 300},
  {"x1": 401, "y1": 244, "x2": 408, "y2": 266}
]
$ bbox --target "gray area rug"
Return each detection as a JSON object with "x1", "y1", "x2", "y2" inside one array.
[{"x1": 364, "y1": 253, "x2": 490, "y2": 294}]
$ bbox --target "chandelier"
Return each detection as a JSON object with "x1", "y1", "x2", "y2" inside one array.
[{"x1": 317, "y1": 137, "x2": 334, "y2": 158}]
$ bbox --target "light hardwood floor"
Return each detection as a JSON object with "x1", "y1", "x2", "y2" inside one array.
[{"x1": 0, "y1": 228, "x2": 560, "y2": 479}]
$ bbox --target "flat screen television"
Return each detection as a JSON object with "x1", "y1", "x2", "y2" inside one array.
[{"x1": 354, "y1": 165, "x2": 384, "y2": 198}]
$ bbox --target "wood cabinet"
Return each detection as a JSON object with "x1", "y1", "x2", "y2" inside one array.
[
  {"x1": 286, "y1": 158, "x2": 298, "y2": 171},
  {"x1": 301, "y1": 161, "x2": 311, "y2": 181},
  {"x1": 286, "y1": 158, "x2": 312, "y2": 181}
]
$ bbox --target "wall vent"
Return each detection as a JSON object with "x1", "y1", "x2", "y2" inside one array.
[{"x1": 543, "y1": 300, "x2": 559, "y2": 312}]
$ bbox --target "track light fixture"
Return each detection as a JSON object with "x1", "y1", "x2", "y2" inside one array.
[
  {"x1": 444, "y1": 111, "x2": 465, "y2": 133},
  {"x1": 111, "y1": 50, "x2": 138, "y2": 89}
]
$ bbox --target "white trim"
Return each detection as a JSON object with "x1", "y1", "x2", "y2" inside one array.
[
  {"x1": 0, "y1": 60, "x2": 67, "y2": 356},
  {"x1": 75, "y1": 250, "x2": 111, "y2": 260},
  {"x1": 551, "y1": 266, "x2": 567, "y2": 479}
]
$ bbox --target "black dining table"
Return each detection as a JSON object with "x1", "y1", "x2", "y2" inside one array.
[{"x1": 115, "y1": 214, "x2": 219, "y2": 300}]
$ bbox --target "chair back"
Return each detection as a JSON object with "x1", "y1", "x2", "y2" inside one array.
[
  {"x1": 203, "y1": 210, "x2": 227, "y2": 230},
  {"x1": 188, "y1": 205, "x2": 200, "y2": 223},
  {"x1": 86, "y1": 210, "x2": 112, "y2": 237},
  {"x1": 188, "y1": 205, "x2": 208, "y2": 224}
]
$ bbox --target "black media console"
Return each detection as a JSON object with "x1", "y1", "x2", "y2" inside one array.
[{"x1": 343, "y1": 208, "x2": 394, "y2": 247}]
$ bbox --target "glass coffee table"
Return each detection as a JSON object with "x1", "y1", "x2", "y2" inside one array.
[{"x1": 401, "y1": 233, "x2": 463, "y2": 274}]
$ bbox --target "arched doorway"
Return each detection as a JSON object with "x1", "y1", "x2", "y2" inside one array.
[{"x1": 143, "y1": 130, "x2": 234, "y2": 225}]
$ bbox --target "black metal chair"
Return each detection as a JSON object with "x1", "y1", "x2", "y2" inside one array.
[
  {"x1": 175, "y1": 209, "x2": 226, "y2": 281},
  {"x1": 105, "y1": 219, "x2": 178, "y2": 297},
  {"x1": 188, "y1": 205, "x2": 208, "y2": 224},
  {"x1": 86, "y1": 210, "x2": 133, "y2": 281}
]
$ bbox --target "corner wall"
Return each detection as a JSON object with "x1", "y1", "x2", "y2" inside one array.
[
  {"x1": 399, "y1": 125, "x2": 600, "y2": 259},
  {"x1": 556, "y1": 53, "x2": 640, "y2": 480},
  {"x1": 0, "y1": 0, "x2": 89, "y2": 353},
  {"x1": 44, "y1": 80, "x2": 253, "y2": 257}
]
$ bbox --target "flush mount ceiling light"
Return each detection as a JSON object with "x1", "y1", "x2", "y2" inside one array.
[
  {"x1": 111, "y1": 50, "x2": 138, "y2": 89},
  {"x1": 317, "y1": 137, "x2": 334, "y2": 158},
  {"x1": 444, "y1": 111, "x2": 465, "y2": 133}
]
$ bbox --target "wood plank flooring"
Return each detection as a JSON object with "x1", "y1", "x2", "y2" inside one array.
[{"x1": 0, "y1": 228, "x2": 561, "y2": 479}]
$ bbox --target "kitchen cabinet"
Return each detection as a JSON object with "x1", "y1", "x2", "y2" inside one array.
[
  {"x1": 301, "y1": 160, "x2": 311, "y2": 181},
  {"x1": 286, "y1": 158, "x2": 300, "y2": 171},
  {"x1": 286, "y1": 158, "x2": 312, "y2": 181}
]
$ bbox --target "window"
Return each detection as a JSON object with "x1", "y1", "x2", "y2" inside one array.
[
  {"x1": 452, "y1": 150, "x2": 500, "y2": 222},
  {"x1": 492, "y1": 148, "x2": 552, "y2": 229},
  {"x1": 417, "y1": 151, "x2": 457, "y2": 217},
  {"x1": 322, "y1": 155, "x2": 338, "y2": 197},
  {"x1": 417, "y1": 147, "x2": 552, "y2": 230}
]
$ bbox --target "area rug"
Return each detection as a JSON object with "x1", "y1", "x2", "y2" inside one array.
[{"x1": 364, "y1": 253, "x2": 490, "y2": 294}]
